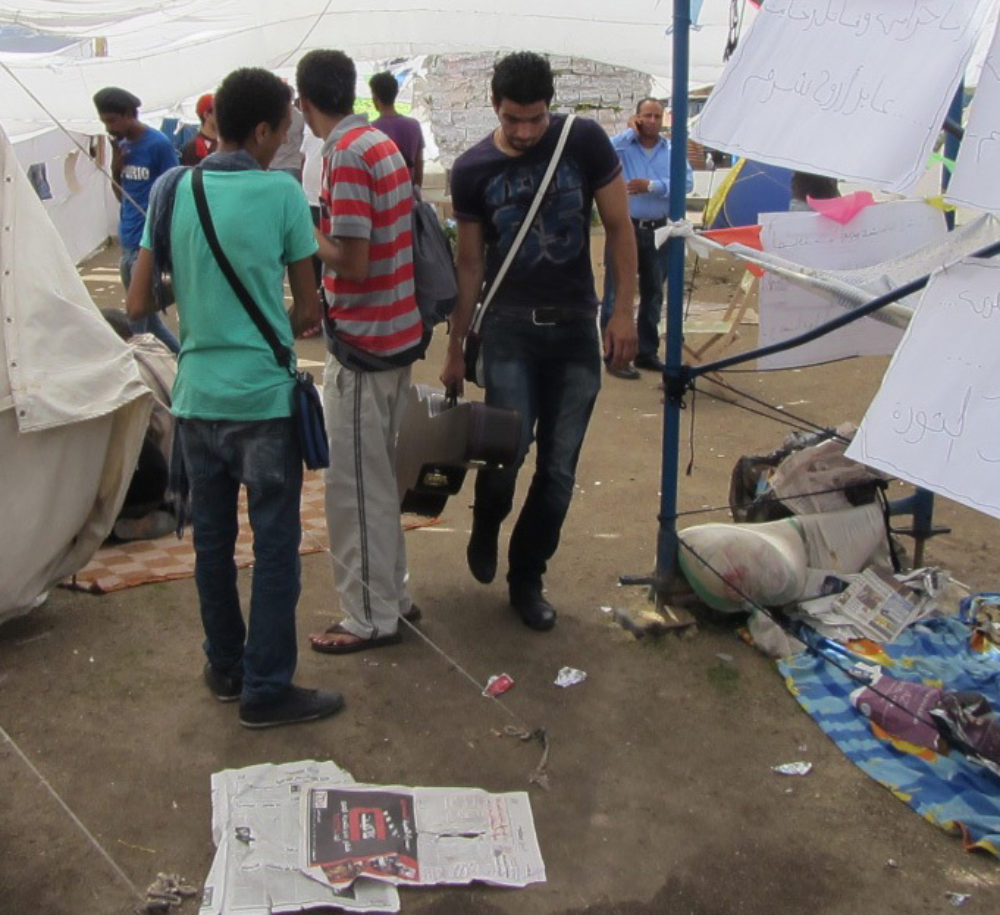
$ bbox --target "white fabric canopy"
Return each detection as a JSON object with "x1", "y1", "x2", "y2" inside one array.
[
  {"x1": 0, "y1": 1, "x2": 756, "y2": 141},
  {"x1": 0, "y1": 121, "x2": 151, "y2": 622}
]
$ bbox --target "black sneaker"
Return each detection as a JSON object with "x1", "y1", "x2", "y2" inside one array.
[
  {"x1": 605, "y1": 361, "x2": 641, "y2": 380},
  {"x1": 633, "y1": 353, "x2": 666, "y2": 373},
  {"x1": 239, "y1": 685, "x2": 345, "y2": 730},
  {"x1": 509, "y1": 582, "x2": 557, "y2": 631},
  {"x1": 204, "y1": 662, "x2": 242, "y2": 702},
  {"x1": 467, "y1": 519, "x2": 500, "y2": 584}
]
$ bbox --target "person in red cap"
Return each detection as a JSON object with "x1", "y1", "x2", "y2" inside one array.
[{"x1": 180, "y1": 93, "x2": 218, "y2": 165}]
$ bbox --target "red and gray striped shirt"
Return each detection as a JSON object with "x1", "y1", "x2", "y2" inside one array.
[{"x1": 319, "y1": 114, "x2": 422, "y2": 358}]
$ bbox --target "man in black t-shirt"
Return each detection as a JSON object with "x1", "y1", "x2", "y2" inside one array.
[{"x1": 440, "y1": 51, "x2": 637, "y2": 631}]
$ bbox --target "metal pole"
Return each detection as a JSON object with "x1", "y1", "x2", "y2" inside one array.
[
  {"x1": 906, "y1": 81, "x2": 965, "y2": 564},
  {"x1": 654, "y1": 0, "x2": 692, "y2": 593}
]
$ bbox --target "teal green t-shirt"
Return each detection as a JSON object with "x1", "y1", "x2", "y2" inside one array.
[{"x1": 141, "y1": 168, "x2": 318, "y2": 420}]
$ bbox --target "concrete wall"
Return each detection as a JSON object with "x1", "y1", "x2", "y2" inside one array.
[{"x1": 412, "y1": 52, "x2": 654, "y2": 169}]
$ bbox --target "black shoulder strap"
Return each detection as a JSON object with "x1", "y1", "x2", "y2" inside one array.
[{"x1": 190, "y1": 167, "x2": 294, "y2": 375}]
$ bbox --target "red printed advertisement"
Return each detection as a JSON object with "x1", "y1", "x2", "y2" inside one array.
[{"x1": 307, "y1": 788, "x2": 420, "y2": 886}]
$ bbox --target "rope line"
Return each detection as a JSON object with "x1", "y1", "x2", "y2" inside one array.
[
  {"x1": 1, "y1": 61, "x2": 147, "y2": 218},
  {"x1": 674, "y1": 536, "x2": 950, "y2": 736},
  {"x1": 0, "y1": 724, "x2": 145, "y2": 904}
]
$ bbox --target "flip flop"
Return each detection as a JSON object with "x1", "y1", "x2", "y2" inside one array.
[{"x1": 309, "y1": 622, "x2": 402, "y2": 655}]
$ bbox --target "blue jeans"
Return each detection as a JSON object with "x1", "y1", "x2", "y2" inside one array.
[
  {"x1": 120, "y1": 246, "x2": 181, "y2": 354},
  {"x1": 600, "y1": 225, "x2": 668, "y2": 359},
  {"x1": 178, "y1": 418, "x2": 302, "y2": 703},
  {"x1": 475, "y1": 313, "x2": 602, "y2": 587}
]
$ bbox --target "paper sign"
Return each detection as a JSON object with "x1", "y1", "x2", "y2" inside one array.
[
  {"x1": 846, "y1": 258, "x2": 1000, "y2": 521},
  {"x1": 692, "y1": 0, "x2": 992, "y2": 193},
  {"x1": 947, "y1": 18, "x2": 1000, "y2": 212},
  {"x1": 757, "y1": 201, "x2": 946, "y2": 369}
]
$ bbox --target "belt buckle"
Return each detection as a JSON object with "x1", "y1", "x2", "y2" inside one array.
[{"x1": 531, "y1": 307, "x2": 557, "y2": 326}]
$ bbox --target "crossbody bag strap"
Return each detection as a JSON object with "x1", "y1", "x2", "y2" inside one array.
[
  {"x1": 190, "y1": 167, "x2": 294, "y2": 376},
  {"x1": 469, "y1": 113, "x2": 576, "y2": 335}
]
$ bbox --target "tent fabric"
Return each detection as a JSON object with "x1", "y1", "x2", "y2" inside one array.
[
  {"x1": 1, "y1": 125, "x2": 149, "y2": 432},
  {"x1": 705, "y1": 159, "x2": 793, "y2": 230},
  {"x1": 0, "y1": 121, "x2": 151, "y2": 622},
  {"x1": 0, "y1": 1, "x2": 758, "y2": 141}
]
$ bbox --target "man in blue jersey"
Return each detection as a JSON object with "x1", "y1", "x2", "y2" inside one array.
[{"x1": 93, "y1": 86, "x2": 180, "y2": 352}]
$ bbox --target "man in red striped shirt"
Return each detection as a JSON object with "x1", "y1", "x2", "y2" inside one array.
[{"x1": 297, "y1": 49, "x2": 424, "y2": 655}]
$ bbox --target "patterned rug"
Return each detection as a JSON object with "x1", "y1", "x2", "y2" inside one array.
[
  {"x1": 62, "y1": 472, "x2": 440, "y2": 595},
  {"x1": 63, "y1": 471, "x2": 330, "y2": 594},
  {"x1": 779, "y1": 616, "x2": 1000, "y2": 856}
]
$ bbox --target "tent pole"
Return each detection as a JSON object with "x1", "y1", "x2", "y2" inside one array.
[
  {"x1": 652, "y1": 0, "x2": 692, "y2": 598},
  {"x1": 900, "y1": 80, "x2": 965, "y2": 565}
]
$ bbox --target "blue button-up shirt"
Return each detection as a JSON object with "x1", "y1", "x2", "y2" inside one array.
[{"x1": 611, "y1": 128, "x2": 694, "y2": 221}]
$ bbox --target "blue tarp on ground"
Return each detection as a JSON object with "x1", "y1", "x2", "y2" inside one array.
[{"x1": 779, "y1": 616, "x2": 1000, "y2": 856}]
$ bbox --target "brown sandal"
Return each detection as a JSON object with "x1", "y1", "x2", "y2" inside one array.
[{"x1": 309, "y1": 623, "x2": 402, "y2": 655}]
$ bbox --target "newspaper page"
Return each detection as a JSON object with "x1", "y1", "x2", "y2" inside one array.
[
  {"x1": 201, "y1": 761, "x2": 399, "y2": 915},
  {"x1": 302, "y1": 785, "x2": 546, "y2": 890},
  {"x1": 828, "y1": 567, "x2": 917, "y2": 643}
]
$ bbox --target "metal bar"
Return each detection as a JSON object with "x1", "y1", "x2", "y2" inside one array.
[{"x1": 654, "y1": 0, "x2": 692, "y2": 592}]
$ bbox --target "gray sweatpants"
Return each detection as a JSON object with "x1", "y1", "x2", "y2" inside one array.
[{"x1": 323, "y1": 356, "x2": 412, "y2": 638}]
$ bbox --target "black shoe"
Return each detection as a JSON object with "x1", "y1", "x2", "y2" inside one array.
[
  {"x1": 605, "y1": 362, "x2": 640, "y2": 380},
  {"x1": 239, "y1": 685, "x2": 345, "y2": 729},
  {"x1": 467, "y1": 520, "x2": 500, "y2": 584},
  {"x1": 204, "y1": 662, "x2": 242, "y2": 702},
  {"x1": 633, "y1": 353, "x2": 666, "y2": 372},
  {"x1": 509, "y1": 583, "x2": 557, "y2": 631}
]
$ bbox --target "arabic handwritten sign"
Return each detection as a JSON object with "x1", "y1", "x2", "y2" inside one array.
[
  {"x1": 692, "y1": 0, "x2": 992, "y2": 193},
  {"x1": 846, "y1": 258, "x2": 1000, "y2": 520},
  {"x1": 758, "y1": 201, "x2": 945, "y2": 369},
  {"x1": 947, "y1": 20, "x2": 1000, "y2": 212}
]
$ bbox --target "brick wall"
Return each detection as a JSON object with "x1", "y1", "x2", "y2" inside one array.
[{"x1": 412, "y1": 52, "x2": 654, "y2": 169}]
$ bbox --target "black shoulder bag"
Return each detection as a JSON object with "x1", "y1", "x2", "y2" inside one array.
[{"x1": 190, "y1": 167, "x2": 330, "y2": 469}]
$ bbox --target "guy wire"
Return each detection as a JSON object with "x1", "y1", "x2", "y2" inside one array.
[
  {"x1": 322, "y1": 545, "x2": 541, "y2": 735},
  {"x1": 695, "y1": 373, "x2": 849, "y2": 442},
  {"x1": 1, "y1": 723, "x2": 145, "y2": 904},
  {"x1": 674, "y1": 536, "x2": 951, "y2": 737},
  {"x1": 2, "y1": 61, "x2": 147, "y2": 218}
]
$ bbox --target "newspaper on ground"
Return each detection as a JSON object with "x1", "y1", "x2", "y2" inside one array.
[
  {"x1": 793, "y1": 566, "x2": 944, "y2": 643},
  {"x1": 202, "y1": 762, "x2": 546, "y2": 914},
  {"x1": 302, "y1": 785, "x2": 546, "y2": 890},
  {"x1": 201, "y1": 761, "x2": 400, "y2": 915}
]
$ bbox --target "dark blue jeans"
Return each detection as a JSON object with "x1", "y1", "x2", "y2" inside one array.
[
  {"x1": 475, "y1": 313, "x2": 602, "y2": 587},
  {"x1": 600, "y1": 225, "x2": 668, "y2": 359},
  {"x1": 119, "y1": 246, "x2": 181, "y2": 354},
  {"x1": 178, "y1": 418, "x2": 302, "y2": 703}
]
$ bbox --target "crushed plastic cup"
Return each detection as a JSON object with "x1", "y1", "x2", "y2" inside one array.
[
  {"x1": 945, "y1": 892, "x2": 971, "y2": 907},
  {"x1": 482, "y1": 673, "x2": 514, "y2": 697},
  {"x1": 771, "y1": 761, "x2": 813, "y2": 776},
  {"x1": 554, "y1": 666, "x2": 587, "y2": 688}
]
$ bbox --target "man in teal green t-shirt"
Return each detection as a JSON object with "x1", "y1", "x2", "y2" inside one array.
[{"x1": 127, "y1": 67, "x2": 343, "y2": 730}]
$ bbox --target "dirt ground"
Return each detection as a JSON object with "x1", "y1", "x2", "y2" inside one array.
[{"x1": 2, "y1": 245, "x2": 1000, "y2": 915}]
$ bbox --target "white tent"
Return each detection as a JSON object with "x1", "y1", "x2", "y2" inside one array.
[
  {"x1": 0, "y1": 1, "x2": 755, "y2": 141},
  {"x1": 0, "y1": 1, "x2": 754, "y2": 621},
  {"x1": 0, "y1": 122, "x2": 151, "y2": 623}
]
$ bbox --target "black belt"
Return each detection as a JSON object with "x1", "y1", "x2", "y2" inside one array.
[
  {"x1": 488, "y1": 305, "x2": 596, "y2": 325},
  {"x1": 632, "y1": 218, "x2": 667, "y2": 231}
]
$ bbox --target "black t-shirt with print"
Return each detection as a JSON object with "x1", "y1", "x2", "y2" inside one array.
[{"x1": 450, "y1": 114, "x2": 621, "y2": 312}]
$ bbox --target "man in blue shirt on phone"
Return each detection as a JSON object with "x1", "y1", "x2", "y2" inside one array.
[{"x1": 601, "y1": 97, "x2": 693, "y2": 378}]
